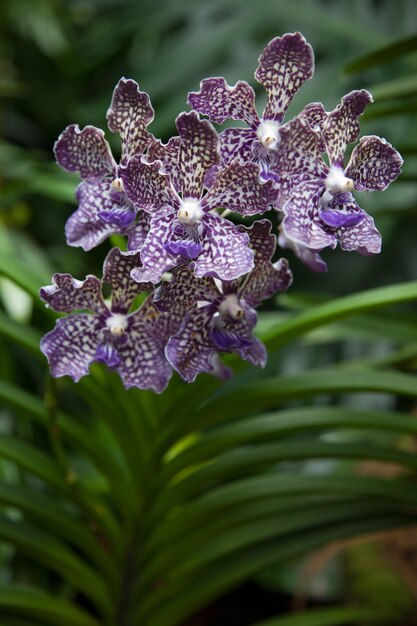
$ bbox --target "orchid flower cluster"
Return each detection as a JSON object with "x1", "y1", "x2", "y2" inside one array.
[{"x1": 40, "y1": 32, "x2": 402, "y2": 392}]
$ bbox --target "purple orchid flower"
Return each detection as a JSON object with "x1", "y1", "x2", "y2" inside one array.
[
  {"x1": 119, "y1": 111, "x2": 277, "y2": 284},
  {"x1": 40, "y1": 248, "x2": 174, "y2": 392},
  {"x1": 54, "y1": 78, "x2": 154, "y2": 251},
  {"x1": 278, "y1": 228, "x2": 327, "y2": 273},
  {"x1": 271, "y1": 91, "x2": 403, "y2": 258},
  {"x1": 188, "y1": 32, "x2": 314, "y2": 180},
  {"x1": 155, "y1": 220, "x2": 292, "y2": 382}
]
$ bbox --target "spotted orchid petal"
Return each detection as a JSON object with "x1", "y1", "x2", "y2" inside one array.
[
  {"x1": 218, "y1": 127, "x2": 258, "y2": 166},
  {"x1": 120, "y1": 156, "x2": 179, "y2": 213},
  {"x1": 40, "y1": 274, "x2": 106, "y2": 315},
  {"x1": 238, "y1": 220, "x2": 292, "y2": 307},
  {"x1": 255, "y1": 32, "x2": 314, "y2": 123},
  {"x1": 282, "y1": 181, "x2": 336, "y2": 250},
  {"x1": 115, "y1": 300, "x2": 173, "y2": 392},
  {"x1": 131, "y1": 208, "x2": 177, "y2": 284},
  {"x1": 221, "y1": 303, "x2": 266, "y2": 367},
  {"x1": 192, "y1": 213, "x2": 254, "y2": 281},
  {"x1": 278, "y1": 229, "x2": 328, "y2": 273},
  {"x1": 54, "y1": 125, "x2": 116, "y2": 182},
  {"x1": 40, "y1": 315, "x2": 103, "y2": 382},
  {"x1": 345, "y1": 135, "x2": 403, "y2": 191},
  {"x1": 328, "y1": 194, "x2": 381, "y2": 255},
  {"x1": 154, "y1": 265, "x2": 219, "y2": 314},
  {"x1": 65, "y1": 181, "x2": 126, "y2": 251},
  {"x1": 126, "y1": 212, "x2": 151, "y2": 252},
  {"x1": 298, "y1": 101, "x2": 327, "y2": 151},
  {"x1": 188, "y1": 77, "x2": 259, "y2": 128},
  {"x1": 202, "y1": 161, "x2": 277, "y2": 216},
  {"x1": 106, "y1": 78, "x2": 154, "y2": 163},
  {"x1": 148, "y1": 136, "x2": 182, "y2": 193},
  {"x1": 165, "y1": 305, "x2": 217, "y2": 383},
  {"x1": 176, "y1": 111, "x2": 221, "y2": 199},
  {"x1": 323, "y1": 90, "x2": 373, "y2": 168},
  {"x1": 272, "y1": 117, "x2": 327, "y2": 207},
  {"x1": 102, "y1": 248, "x2": 150, "y2": 314}
]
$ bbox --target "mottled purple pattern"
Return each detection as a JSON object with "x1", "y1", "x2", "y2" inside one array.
[
  {"x1": 165, "y1": 306, "x2": 216, "y2": 382},
  {"x1": 222, "y1": 303, "x2": 266, "y2": 367},
  {"x1": 131, "y1": 208, "x2": 177, "y2": 284},
  {"x1": 188, "y1": 78, "x2": 259, "y2": 128},
  {"x1": 238, "y1": 221, "x2": 293, "y2": 307},
  {"x1": 65, "y1": 181, "x2": 125, "y2": 251},
  {"x1": 153, "y1": 265, "x2": 218, "y2": 314},
  {"x1": 192, "y1": 213, "x2": 254, "y2": 281},
  {"x1": 106, "y1": 78, "x2": 154, "y2": 163},
  {"x1": 329, "y1": 195, "x2": 381, "y2": 255},
  {"x1": 345, "y1": 135, "x2": 403, "y2": 191},
  {"x1": 271, "y1": 117, "x2": 327, "y2": 207},
  {"x1": 298, "y1": 102, "x2": 327, "y2": 151},
  {"x1": 218, "y1": 127, "x2": 258, "y2": 166},
  {"x1": 176, "y1": 112, "x2": 221, "y2": 199},
  {"x1": 41, "y1": 268, "x2": 175, "y2": 391},
  {"x1": 255, "y1": 33, "x2": 314, "y2": 123},
  {"x1": 102, "y1": 248, "x2": 150, "y2": 313},
  {"x1": 278, "y1": 229, "x2": 328, "y2": 273},
  {"x1": 54, "y1": 125, "x2": 115, "y2": 181},
  {"x1": 115, "y1": 299, "x2": 173, "y2": 392},
  {"x1": 272, "y1": 117, "x2": 327, "y2": 180},
  {"x1": 40, "y1": 274, "x2": 106, "y2": 314},
  {"x1": 283, "y1": 185, "x2": 381, "y2": 256},
  {"x1": 203, "y1": 161, "x2": 276, "y2": 216},
  {"x1": 41, "y1": 315, "x2": 104, "y2": 382},
  {"x1": 120, "y1": 156, "x2": 178, "y2": 212},
  {"x1": 148, "y1": 137, "x2": 182, "y2": 193},
  {"x1": 283, "y1": 181, "x2": 336, "y2": 250},
  {"x1": 166, "y1": 299, "x2": 266, "y2": 383},
  {"x1": 126, "y1": 212, "x2": 150, "y2": 252},
  {"x1": 323, "y1": 90, "x2": 373, "y2": 167}
]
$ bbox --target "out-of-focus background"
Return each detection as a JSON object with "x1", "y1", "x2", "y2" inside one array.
[{"x1": 1, "y1": 1, "x2": 417, "y2": 624}]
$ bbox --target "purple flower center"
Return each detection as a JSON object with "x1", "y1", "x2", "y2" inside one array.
[
  {"x1": 319, "y1": 208, "x2": 364, "y2": 229},
  {"x1": 210, "y1": 328, "x2": 251, "y2": 351},
  {"x1": 99, "y1": 204, "x2": 136, "y2": 229},
  {"x1": 164, "y1": 238, "x2": 202, "y2": 259},
  {"x1": 95, "y1": 341, "x2": 121, "y2": 368}
]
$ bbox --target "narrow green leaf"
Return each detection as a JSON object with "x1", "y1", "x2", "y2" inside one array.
[
  {"x1": 157, "y1": 441, "x2": 417, "y2": 508},
  {"x1": 345, "y1": 34, "x2": 417, "y2": 72},
  {"x1": 159, "y1": 369, "x2": 417, "y2": 454},
  {"x1": 0, "y1": 377, "x2": 131, "y2": 526},
  {"x1": 0, "y1": 311, "x2": 41, "y2": 354},
  {"x1": 264, "y1": 281, "x2": 417, "y2": 352},
  {"x1": 0, "y1": 253, "x2": 50, "y2": 306},
  {"x1": 0, "y1": 518, "x2": 114, "y2": 620},
  {"x1": 140, "y1": 501, "x2": 401, "y2": 594},
  {"x1": 159, "y1": 406, "x2": 417, "y2": 480},
  {"x1": 0, "y1": 483, "x2": 119, "y2": 589},
  {"x1": 0, "y1": 435, "x2": 122, "y2": 558},
  {"x1": 149, "y1": 473, "x2": 417, "y2": 526},
  {"x1": 369, "y1": 73, "x2": 417, "y2": 101},
  {"x1": 198, "y1": 369, "x2": 417, "y2": 426},
  {"x1": 143, "y1": 494, "x2": 356, "y2": 564},
  {"x1": 139, "y1": 515, "x2": 414, "y2": 626},
  {"x1": 0, "y1": 585, "x2": 100, "y2": 626}
]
